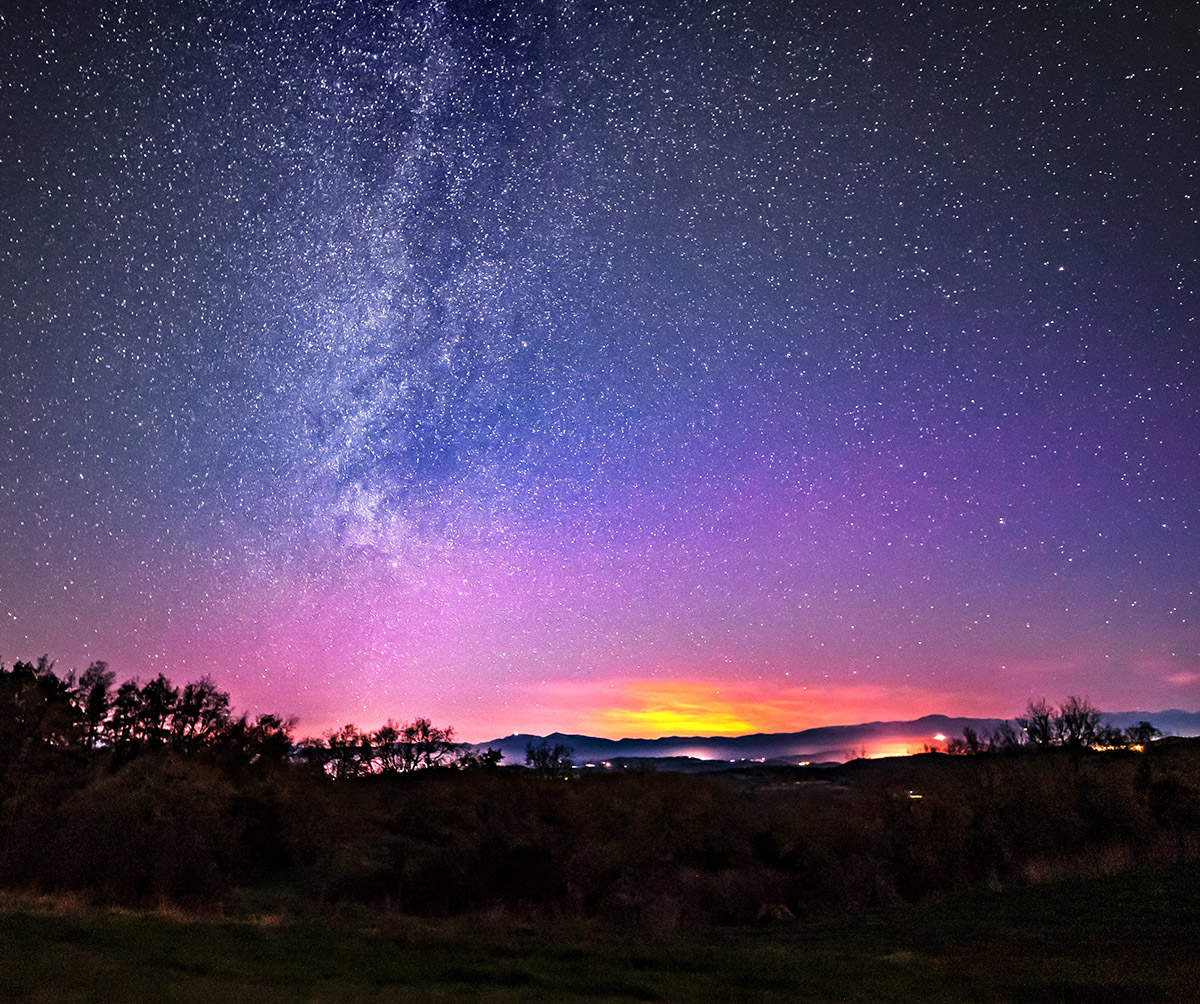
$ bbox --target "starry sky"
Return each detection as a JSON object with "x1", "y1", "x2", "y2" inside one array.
[{"x1": 2, "y1": 0, "x2": 1197, "y2": 741}]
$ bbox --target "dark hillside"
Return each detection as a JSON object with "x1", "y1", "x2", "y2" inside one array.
[
  {"x1": 4, "y1": 740, "x2": 1197, "y2": 923},
  {"x1": 2, "y1": 660, "x2": 1197, "y2": 923}
]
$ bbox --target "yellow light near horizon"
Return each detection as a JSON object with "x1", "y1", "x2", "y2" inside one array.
[
  {"x1": 868, "y1": 741, "x2": 926, "y2": 759},
  {"x1": 585, "y1": 679, "x2": 774, "y2": 737},
  {"x1": 573, "y1": 677, "x2": 952, "y2": 741},
  {"x1": 598, "y1": 705, "x2": 754, "y2": 736}
]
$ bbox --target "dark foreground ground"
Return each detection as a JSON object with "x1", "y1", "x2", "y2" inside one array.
[{"x1": 2, "y1": 860, "x2": 1197, "y2": 1004}]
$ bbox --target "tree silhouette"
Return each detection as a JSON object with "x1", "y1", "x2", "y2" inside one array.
[
  {"x1": 75, "y1": 660, "x2": 115, "y2": 750},
  {"x1": 1053, "y1": 695, "x2": 1102, "y2": 750},
  {"x1": 372, "y1": 720, "x2": 405, "y2": 772},
  {"x1": 137, "y1": 674, "x2": 179, "y2": 749},
  {"x1": 402, "y1": 717, "x2": 456, "y2": 770},
  {"x1": 1125, "y1": 720, "x2": 1162, "y2": 749},
  {"x1": 0, "y1": 658, "x2": 78, "y2": 770},
  {"x1": 456, "y1": 746, "x2": 503, "y2": 769},
  {"x1": 368, "y1": 718, "x2": 457, "y2": 772},
  {"x1": 110, "y1": 680, "x2": 142, "y2": 754},
  {"x1": 525, "y1": 739, "x2": 574, "y2": 777},
  {"x1": 1017, "y1": 698, "x2": 1055, "y2": 748},
  {"x1": 171, "y1": 676, "x2": 231, "y2": 753},
  {"x1": 987, "y1": 721, "x2": 1022, "y2": 751},
  {"x1": 215, "y1": 712, "x2": 296, "y2": 770},
  {"x1": 325, "y1": 723, "x2": 370, "y2": 779}
]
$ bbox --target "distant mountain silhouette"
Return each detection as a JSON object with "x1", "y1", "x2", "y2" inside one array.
[{"x1": 475, "y1": 709, "x2": 1200, "y2": 766}]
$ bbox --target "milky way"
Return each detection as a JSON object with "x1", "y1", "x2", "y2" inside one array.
[{"x1": 2, "y1": 0, "x2": 1196, "y2": 739}]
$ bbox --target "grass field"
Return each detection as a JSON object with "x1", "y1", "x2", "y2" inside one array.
[{"x1": 4, "y1": 859, "x2": 1198, "y2": 1003}]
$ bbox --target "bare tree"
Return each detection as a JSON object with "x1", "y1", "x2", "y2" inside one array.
[
  {"x1": 402, "y1": 717, "x2": 456, "y2": 770},
  {"x1": 1124, "y1": 720, "x2": 1162, "y2": 749},
  {"x1": 1017, "y1": 698, "x2": 1055, "y2": 748},
  {"x1": 1054, "y1": 696, "x2": 1103, "y2": 750},
  {"x1": 986, "y1": 721, "x2": 1022, "y2": 752},
  {"x1": 325, "y1": 723, "x2": 370, "y2": 779},
  {"x1": 373, "y1": 719, "x2": 404, "y2": 772},
  {"x1": 525, "y1": 739, "x2": 574, "y2": 777},
  {"x1": 456, "y1": 746, "x2": 503, "y2": 769}
]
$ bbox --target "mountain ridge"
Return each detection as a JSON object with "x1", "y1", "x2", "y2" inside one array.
[{"x1": 472, "y1": 709, "x2": 1200, "y2": 765}]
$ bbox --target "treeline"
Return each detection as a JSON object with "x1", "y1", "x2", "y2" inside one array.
[
  {"x1": 2, "y1": 659, "x2": 1198, "y2": 924},
  {"x1": 297, "y1": 721, "x2": 504, "y2": 777},
  {"x1": 944, "y1": 696, "x2": 1162, "y2": 755},
  {"x1": 1, "y1": 657, "x2": 294, "y2": 767},
  {"x1": 0, "y1": 655, "x2": 498, "y2": 906},
  {"x1": 0, "y1": 656, "x2": 497, "y2": 773}
]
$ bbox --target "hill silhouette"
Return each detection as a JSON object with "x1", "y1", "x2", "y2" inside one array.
[{"x1": 475, "y1": 709, "x2": 1200, "y2": 766}]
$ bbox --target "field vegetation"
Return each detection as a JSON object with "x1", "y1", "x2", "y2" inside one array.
[{"x1": 3, "y1": 857, "x2": 1197, "y2": 1002}]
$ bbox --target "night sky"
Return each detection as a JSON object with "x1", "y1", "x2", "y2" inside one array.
[{"x1": 3, "y1": 0, "x2": 1196, "y2": 741}]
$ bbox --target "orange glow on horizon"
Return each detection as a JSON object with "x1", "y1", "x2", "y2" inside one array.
[
  {"x1": 592, "y1": 681, "x2": 757, "y2": 736},
  {"x1": 536, "y1": 677, "x2": 958, "y2": 740}
]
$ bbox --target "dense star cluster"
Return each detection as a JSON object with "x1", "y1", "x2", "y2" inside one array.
[{"x1": 2, "y1": 0, "x2": 1196, "y2": 739}]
